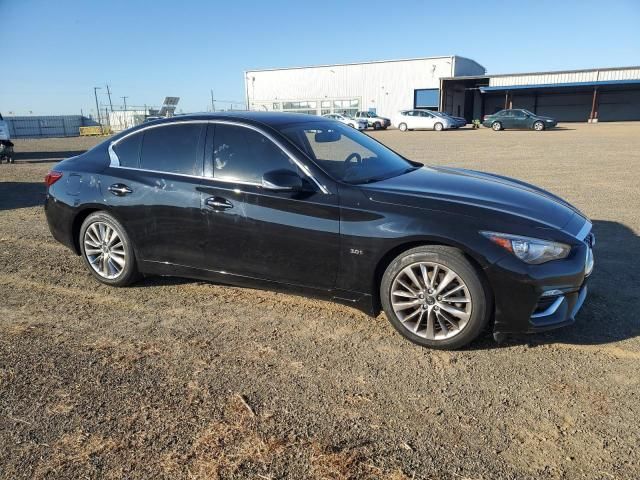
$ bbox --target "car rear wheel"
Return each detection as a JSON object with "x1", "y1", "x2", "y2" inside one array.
[
  {"x1": 398, "y1": 123, "x2": 408, "y2": 132},
  {"x1": 434, "y1": 122, "x2": 444, "y2": 131},
  {"x1": 380, "y1": 246, "x2": 491, "y2": 349},
  {"x1": 533, "y1": 120, "x2": 545, "y2": 131},
  {"x1": 80, "y1": 212, "x2": 139, "y2": 287},
  {"x1": 491, "y1": 121, "x2": 502, "y2": 131}
]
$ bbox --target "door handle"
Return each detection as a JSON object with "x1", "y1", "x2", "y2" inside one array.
[
  {"x1": 108, "y1": 183, "x2": 132, "y2": 196},
  {"x1": 205, "y1": 196, "x2": 233, "y2": 210}
]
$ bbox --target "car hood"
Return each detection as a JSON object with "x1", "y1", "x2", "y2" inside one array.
[{"x1": 363, "y1": 166, "x2": 584, "y2": 230}]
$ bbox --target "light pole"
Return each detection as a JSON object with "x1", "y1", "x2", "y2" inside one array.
[
  {"x1": 93, "y1": 87, "x2": 102, "y2": 130},
  {"x1": 105, "y1": 84, "x2": 114, "y2": 111}
]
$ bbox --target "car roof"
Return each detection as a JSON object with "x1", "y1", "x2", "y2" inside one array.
[{"x1": 141, "y1": 111, "x2": 323, "y2": 128}]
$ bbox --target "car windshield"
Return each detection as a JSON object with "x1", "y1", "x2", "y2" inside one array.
[
  {"x1": 278, "y1": 120, "x2": 417, "y2": 184},
  {"x1": 521, "y1": 109, "x2": 535, "y2": 116}
]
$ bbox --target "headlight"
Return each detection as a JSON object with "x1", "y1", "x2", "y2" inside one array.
[{"x1": 481, "y1": 231, "x2": 571, "y2": 264}]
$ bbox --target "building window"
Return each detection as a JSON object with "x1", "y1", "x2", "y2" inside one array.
[{"x1": 414, "y1": 89, "x2": 440, "y2": 110}]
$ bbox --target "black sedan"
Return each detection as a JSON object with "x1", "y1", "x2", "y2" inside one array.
[
  {"x1": 483, "y1": 109, "x2": 558, "y2": 131},
  {"x1": 45, "y1": 112, "x2": 593, "y2": 349}
]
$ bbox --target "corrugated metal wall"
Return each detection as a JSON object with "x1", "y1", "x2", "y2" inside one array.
[
  {"x1": 246, "y1": 56, "x2": 485, "y2": 118},
  {"x1": 6, "y1": 115, "x2": 98, "y2": 138},
  {"x1": 489, "y1": 67, "x2": 640, "y2": 87}
]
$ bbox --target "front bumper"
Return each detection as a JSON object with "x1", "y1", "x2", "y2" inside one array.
[{"x1": 486, "y1": 240, "x2": 593, "y2": 335}]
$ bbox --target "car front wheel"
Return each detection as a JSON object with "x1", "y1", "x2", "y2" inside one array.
[
  {"x1": 380, "y1": 246, "x2": 491, "y2": 349},
  {"x1": 492, "y1": 121, "x2": 502, "y2": 131},
  {"x1": 398, "y1": 123, "x2": 408, "y2": 132},
  {"x1": 533, "y1": 120, "x2": 545, "y2": 131},
  {"x1": 80, "y1": 212, "x2": 139, "y2": 287},
  {"x1": 434, "y1": 122, "x2": 444, "y2": 131}
]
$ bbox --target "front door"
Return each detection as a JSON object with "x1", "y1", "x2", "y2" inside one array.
[
  {"x1": 511, "y1": 109, "x2": 527, "y2": 128},
  {"x1": 199, "y1": 123, "x2": 340, "y2": 290}
]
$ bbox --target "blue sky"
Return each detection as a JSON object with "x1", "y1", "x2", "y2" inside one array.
[{"x1": 2, "y1": 0, "x2": 639, "y2": 115}]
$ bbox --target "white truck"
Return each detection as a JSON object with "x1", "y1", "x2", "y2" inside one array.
[{"x1": 354, "y1": 111, "x2": 391, "y2": 130}]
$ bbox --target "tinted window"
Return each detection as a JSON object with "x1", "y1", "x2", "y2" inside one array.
[
  {"x1": 212, "y1": 124, "x2": 295, "y2": 183},
  {"x1": 114, "y1": 132, "x2": 142, "y2": 168},
  {"x1": 513, "y1": 110, "x2": 526, "y2": 118},
  {"x1": 279, "y1": 121, "x2": 414, "y2": 184},
  {"x1": 140, "y1": 124, "x2": 203, "y2": 175}
]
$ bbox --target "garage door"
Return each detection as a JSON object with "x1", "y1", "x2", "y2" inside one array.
[
  {"x1": 534, "y1": 92, "x2": 593, "y2": 122},
  {"x1": 598, "y1": 89, "x2": 640, "y2": 121}
]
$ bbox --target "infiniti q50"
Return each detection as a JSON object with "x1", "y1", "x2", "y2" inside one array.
[{"x1": 45, "y1": 112, "x2": 594, "y2": 349}]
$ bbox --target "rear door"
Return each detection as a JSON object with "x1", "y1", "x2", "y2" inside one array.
[
  {"x1": 199, "y1": 122, "x2": 341, "y2": 289},
  {"x1": 500, "y1": 110, "x2": 516, "y2": 128},
  {"x1": 104, "y1": 122, "x2": 207, "y2": 267}
]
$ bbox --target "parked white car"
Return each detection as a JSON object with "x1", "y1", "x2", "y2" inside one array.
[
  {"x1": 322, "y1": 113, "x2": 367, "y2": 130},
  {"x1": 392, "y1": 109, "x2": 454, "y2": 132}
]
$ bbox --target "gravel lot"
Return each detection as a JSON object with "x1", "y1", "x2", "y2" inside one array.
[{"x1": 1, "y1": 123, "x2": 639, "y2": 479}]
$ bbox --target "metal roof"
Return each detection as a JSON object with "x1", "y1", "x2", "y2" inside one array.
[
  {"x1": 246, "y1": 55, "x2": 484, "y2": 73},
  {"x1": 479, "y1": 79, "x2": 640, "y2": 92}
]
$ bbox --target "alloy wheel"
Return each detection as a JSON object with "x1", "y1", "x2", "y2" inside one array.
[
  {"x1": 390, "y1": 261, "x2": 472, "y2": 340},
  {"x1": 492, "y1": 122, "x2": 501, "y2": 131},
  {"x1": 83, "y1": 221, "x2": 126, "y2": 279},
  {"x1": 534, "y1": 121, "x2": 544, "y2": 131}
]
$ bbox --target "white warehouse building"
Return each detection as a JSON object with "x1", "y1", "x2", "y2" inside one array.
[{"x1": 244, "y1": 55, "x2": 486, "y2": 119}]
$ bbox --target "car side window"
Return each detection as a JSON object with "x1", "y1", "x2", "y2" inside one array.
[
  {"x1": 140, "y1": 124, "x2": 204, "y2": 175},
  {"x1": 513, "y1": 110, "x2": 526, "y2": 118},
  {"x1": 211, "y1": 124, "x2": 296, "y2": 184},
  {"x1": 113, "y1": 132, "x2": 142, "y2": 168}
]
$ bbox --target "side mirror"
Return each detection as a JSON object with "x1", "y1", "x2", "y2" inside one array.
[{"x1": 262, "y1": 169, "x2": 303, "y2": 192}]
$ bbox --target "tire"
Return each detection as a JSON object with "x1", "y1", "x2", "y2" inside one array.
[
  {"x1": 79, "y1": 211, "x2": 139, "y2": 287},
  {"x1": 380, "y1": 246, "x2": 491, "y2": 350},
  {"x1": 398, "y1": 123, "x2": 408, "y2": 132},
  {"x1": 533, "y1": 121, "x2": 545, "y2": 131},
  {"x1": 491, "y1": 121, "x2": 502, "y2": 131},
  {"x1": 434, "y1": 122, "x2": 444, "y2": 131},
  {"x1": 373, "y1": 122, "x2": 381, "y2": 130}
]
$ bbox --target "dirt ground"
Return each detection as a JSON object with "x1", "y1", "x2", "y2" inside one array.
[{"x1": 1, "y1": 123, "x2": 639, "y2": 479}]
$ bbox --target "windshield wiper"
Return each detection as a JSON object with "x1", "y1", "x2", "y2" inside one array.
[{"x1": 351, "y1": 166, "x2": 421, "y2": 185}]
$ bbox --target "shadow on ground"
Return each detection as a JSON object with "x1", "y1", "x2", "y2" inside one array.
[
  {"x1": 0, "y1": 182, "x2": 45, "y2": 211},
  {"x1": 12, "y1": 150, "x2": 86, "y2": 163}
]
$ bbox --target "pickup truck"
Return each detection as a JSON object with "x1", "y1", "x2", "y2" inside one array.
[{"x1": 354, "y1": 111, "x2": 391, "y2": 130}]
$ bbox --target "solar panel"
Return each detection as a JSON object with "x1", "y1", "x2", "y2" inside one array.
[{"x1": 157, "y1": 97, "x2": 180, "y2": 117}]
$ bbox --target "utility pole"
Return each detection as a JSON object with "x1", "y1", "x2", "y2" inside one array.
[
  {"x1": 121, "y1": 96, "x2": 128, "y2": 111},
  {"x1": 105, "y1": 84, "x2": 114, "y2": 111},
  {"x1": 210, "y1": 89, "x2": 215, "y2": 112},
  {"x1": 93, "y1": 86, "x2": 102, "y2": 129}
]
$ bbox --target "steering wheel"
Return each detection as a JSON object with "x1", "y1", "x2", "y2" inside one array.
[
  {"x1": 344, "y1": 152, "x2": 362, "y2": 166},
  {"x1": 343, "y1": 152, "x2": 363, "y2": 181}
]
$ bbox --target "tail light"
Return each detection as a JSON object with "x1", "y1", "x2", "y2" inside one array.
[
  {"x1": 483, "y1": 115, "x2": 489, "y2": 121},
  {"x1": 44, "y1": 171, "x2": 63, "y2": 187}
]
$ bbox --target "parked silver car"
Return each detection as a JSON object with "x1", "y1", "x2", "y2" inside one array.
[
  {"x1": 392, "y1": 109, "x2": 454, "y2": 131},
  {"x1": 322, "y1": 113, "x2": 367, "y2": 130}
]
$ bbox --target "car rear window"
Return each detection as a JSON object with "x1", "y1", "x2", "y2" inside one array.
[{"x1": 113, "y1": 133, "x2": 142, "y2": 168}]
